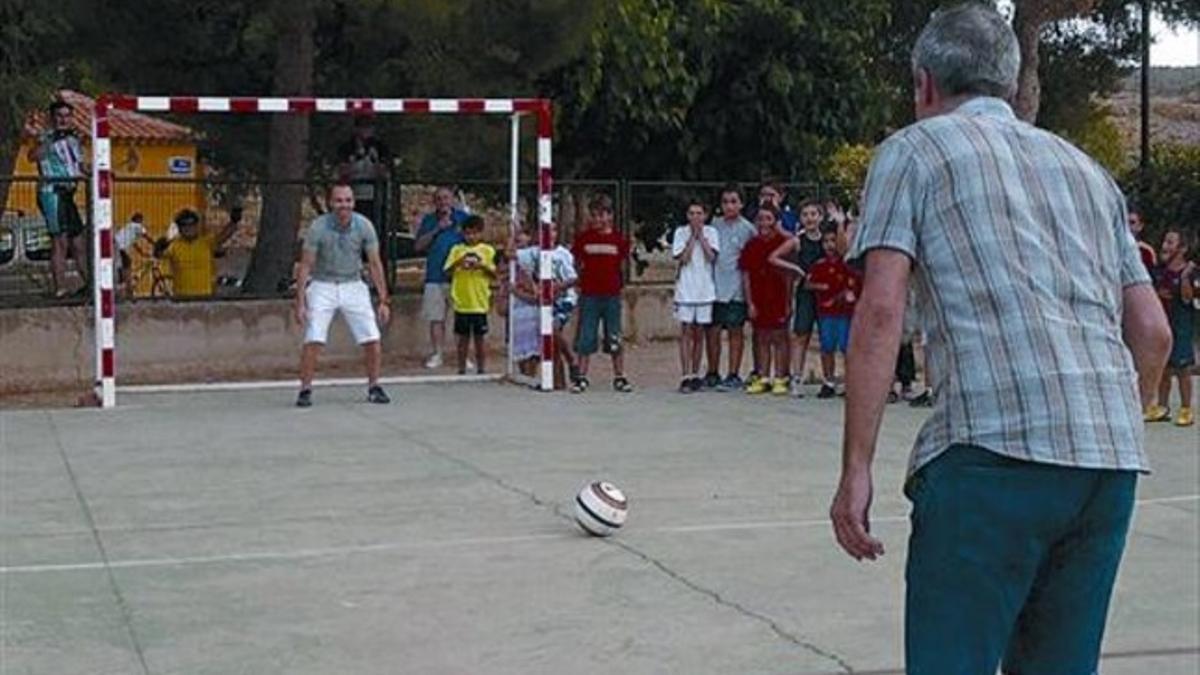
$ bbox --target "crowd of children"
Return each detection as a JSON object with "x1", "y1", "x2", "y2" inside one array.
[{"x1": 442, "y1": 185, "x2": 1194, "y2": 423}]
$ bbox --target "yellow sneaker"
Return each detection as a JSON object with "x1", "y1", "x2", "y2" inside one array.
[
  {"x1": 746, "y1": 378, "x2": 770, "y2": 395},
  {"x1": 1144, "y1": 405, "x2": 1171, "y2": 423},
  {"x1": 771, "y1": 378, "x2": 790, "y2": 395},
  {"x1": 1175, "y1": 407, "x2": 1194, "y2": 427}
]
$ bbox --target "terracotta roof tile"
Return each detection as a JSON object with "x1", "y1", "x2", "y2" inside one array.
[{"x1": 23, "y1": 90, "x2": 198, "y2": 143}]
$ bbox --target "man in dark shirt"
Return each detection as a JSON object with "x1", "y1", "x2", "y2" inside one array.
[{"x1": 337, "y1": 116, "x2": 392, "y2": 223}]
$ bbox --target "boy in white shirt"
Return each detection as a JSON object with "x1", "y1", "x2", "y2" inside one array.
[
  {"x1": 672, "y1": 200, "x2": 720, "y2": 392},
  {"x1": 517, "y1": 222, "x2": 581, "y2": 384}
]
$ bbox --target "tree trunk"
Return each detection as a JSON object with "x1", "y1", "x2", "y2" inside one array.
[
  {"x1": 241, "y1": 0, "x2": 315, "y2": 295},
  {"x1": 0, "y1": 139, "x2": 19, "y2": 218},
  {"x1": 1012, "y1": 0, "x2": 1098, "y2": 124},
  {"x1": 1012, "y1": 3, "x2": 1043, "y2": 123}
]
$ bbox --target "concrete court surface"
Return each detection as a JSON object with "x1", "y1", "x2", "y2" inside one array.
[{"x1": 1, "y1": 382, "x2": 1197, "y2": 675}]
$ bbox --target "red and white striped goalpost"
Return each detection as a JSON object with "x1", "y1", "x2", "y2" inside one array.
[{"x1": 91, "y1": 95, "x2": 555, "y2": 408}]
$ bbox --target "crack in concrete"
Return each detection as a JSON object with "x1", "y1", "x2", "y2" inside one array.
[
  {"x1": 355, "y1": 408, "x2": 856, "y2": 673},
  {"x1": 46, "y1": 412, "x2": 153, "y2": 675}
]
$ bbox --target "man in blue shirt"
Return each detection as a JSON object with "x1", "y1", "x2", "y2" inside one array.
[{"x1": 414, "y1": 185, "x2": 469, "y2": 368}]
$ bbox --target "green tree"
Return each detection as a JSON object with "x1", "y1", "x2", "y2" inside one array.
[
  {"x1": 550, "y1": 0, "x2": 894, "y2": 181},
  {"x1": 1123, "y1": 142, "x2": 1200, "y2": 245},
  {"x1": 0, "y1": 0, "x2": 77, "y2": 210}
]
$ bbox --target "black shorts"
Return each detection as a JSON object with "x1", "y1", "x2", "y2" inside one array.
[
  {"x1": 792, "y1": 290, "x2": 818, "y2": 335},
  {"x1": 454, "y1": 312, "x2": 489, "y2": 337}
]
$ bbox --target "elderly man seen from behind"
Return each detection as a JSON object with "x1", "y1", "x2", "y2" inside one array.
[{"x1": 828, "y1": 4, "x2": 1172, "y2": 674}]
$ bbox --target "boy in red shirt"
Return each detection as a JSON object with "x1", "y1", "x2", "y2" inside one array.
[
  {"x1": 571, "y1": 194, "x2": 633, "y2": 393},
  {"x1": 739, "y1": 204, "x2": 792, "y2": 395},
  {"x1": 806, "y1": 230, "x2": 861, "y2": 398},
  {"x1": 1145, "y1": 227, "x2": 1196, "y2": 426}
]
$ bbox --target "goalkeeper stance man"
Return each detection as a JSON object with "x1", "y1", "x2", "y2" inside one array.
[{"x1": 294, "y1": 183, "x2": 392, "y2": 407}]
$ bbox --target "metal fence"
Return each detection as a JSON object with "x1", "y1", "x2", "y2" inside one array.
[{"x1": 0, "y1": 175, "x2": 852, "y2": 306}]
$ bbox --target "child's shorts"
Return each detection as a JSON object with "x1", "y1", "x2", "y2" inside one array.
[
  {"x1": 675, "y1": 302, "x2": 713, "y2": 325},
  {"x1": 818, "y1": 315, "x2": 851, "y2": 354},
  {"x1": 454, "y1": 312, "x2": 489, "y2": 337},
  {"x1": 553, "y1": 299, "x2": 576, "y2": 328},
  {"x1": 576, "y1": 295, "x2": 622, "y2": 356},
  {"x1": 1167, "y1": 309, "x2": 1195, "y2": 368}
]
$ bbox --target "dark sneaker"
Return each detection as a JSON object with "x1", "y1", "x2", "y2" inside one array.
[
  {"x1": 688, "y1": 377, "x2": 704, "y2": 393},
  {"x1": 679, "y1": 378, "x2": 694, "y2": 394},
  {"x1": 887, "y1": 391, "x2": 900, "y2": 404},
  {"x1": 817, "y1": 383, "x2": 836, "y2": 399},
  {"x1": 718, "y1": 374, "x2": 743, "y2": 392},
  {"x1": 296, "y1": 389, "x2": 313, "y2": 407},
  {"x1": 613, "y1": 377, "x2": 634, "y2": 393},
  {"x1": 367, "y1": 385, "x2": 391, "y2": 404},
  {"x1": 703, "y1": 372, "x2": 721, "y2": 389},
  {"x1": 571, "y1": 375, "x2": 589, "y2": 394}
]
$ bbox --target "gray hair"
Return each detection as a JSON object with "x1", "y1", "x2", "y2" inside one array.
[{"x1": 912, "y1": 3, "x2": 1020, "y2": 100}]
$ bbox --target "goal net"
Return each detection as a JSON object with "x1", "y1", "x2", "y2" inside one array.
[{"x1": 90, "y1": 95, "x2": 555, "y2": 407}]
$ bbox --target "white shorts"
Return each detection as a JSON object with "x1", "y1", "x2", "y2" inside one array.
[
  {"x1": 304, "y1": 280, "x2": 381, "y2": 345},
  {"x1": 675, "y1": 303, "x2": 713, "y2": 325},
  {"x1": 421, "y1": 282, "x2": 451, "y2": 322}
]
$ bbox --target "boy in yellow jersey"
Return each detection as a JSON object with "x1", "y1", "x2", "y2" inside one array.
[
  {"x1": 158, "y1": 208, "x2": 241, "y2": 298},
  {"x1": 444, "y1": 215, "x2": 497, "y2": 374}
]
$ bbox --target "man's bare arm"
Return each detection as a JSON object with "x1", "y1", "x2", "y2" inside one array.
[{"x1": 1122, "y1": 283, "x2": 1172, "y2": 408}]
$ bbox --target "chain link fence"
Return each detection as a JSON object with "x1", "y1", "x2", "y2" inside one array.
[{"x1": 1, "y1": 175, "x2": 857, "y2": 305}]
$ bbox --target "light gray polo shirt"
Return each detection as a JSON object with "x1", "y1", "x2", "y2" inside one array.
[{"x1": 304, "y1": 212, "x2": 379, "y2": 282}]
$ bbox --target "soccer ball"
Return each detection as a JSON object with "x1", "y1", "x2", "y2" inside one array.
[{"x1": 574, "y1": 481, "x2": 628, "y2": 537}]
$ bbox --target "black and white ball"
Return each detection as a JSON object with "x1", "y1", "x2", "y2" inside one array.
[{"x1": 574, "y1": 481, "x2": 628, "y2": 537}]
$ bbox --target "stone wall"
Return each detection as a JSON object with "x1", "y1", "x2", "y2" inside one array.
[{"x1": 0, "y1": 286, "x2": 678, "y2": 394}]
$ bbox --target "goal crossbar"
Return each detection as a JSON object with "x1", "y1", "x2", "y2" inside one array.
[{"x1": 91, "y1": 95, "x2": 555, "y2": 408}]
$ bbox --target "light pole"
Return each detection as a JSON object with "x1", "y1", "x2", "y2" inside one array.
[{"x1": 1140, "y1": 0, "x2": 1151, "y2": 177}]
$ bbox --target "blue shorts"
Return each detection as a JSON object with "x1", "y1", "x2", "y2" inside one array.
[
  {"x1": 575, "y1": 295, "x2": 622, "y2": 356},
  {"x1": 553, "y1": 299, "x2": 576, "y2": 329},
  {"x1": 817, "y1": 315, "x2": 850, "y2": 354},
  {"x1": 38, "y1": 188, "x2": 85, "y2": 238},
  {"x1": 1167, "y1": 308, "x2": 1195, "y2": 369}
]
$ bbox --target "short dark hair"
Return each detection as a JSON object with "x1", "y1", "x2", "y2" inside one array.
[
  {"x1": 798, "y1": 198, "x2": 824, "y2": 213},
  {"x1": 48, "y1": 99, "x2": 72, "y2": 117},
  {"x1": 1164, "y1": 226, "x2": 1192, "y2": 249},
  {"x1": 686, "y1": 197, "x2": 709, "y2": 212},
  {"x1": 462, "y1": 214, "x2": 485, "y2": 232},
  {"x1": 719, "y1": 184, "x2": 742, "y2": 202},
  {"x1": 328, "y1": 182, "x2": 355, "y2": 198},
  {"x1": 588, "y1": 194, "x2": 614, "y2": 214},
  {"x1": 174, "y1": 209, "x2": 200, "y2": 226},
  {"x1": 755, "y1": 203, "x2": 781, "y2": 221},
  {"x1": 759, "y1": 177, "x2": 784, "y2": 193}
]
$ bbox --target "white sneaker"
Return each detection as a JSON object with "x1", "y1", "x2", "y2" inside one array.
[
  {"x1": 466, "y1": 358, "x2": 475, "y2": 371},
  {"x1": 424, "y1": 353, "x2": 443, "y2": 369}
]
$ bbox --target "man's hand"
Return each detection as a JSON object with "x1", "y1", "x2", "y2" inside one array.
[
  {"x1": 830, "y1": 466, "x2": 885, "y2": 561},
  {"x1": 377, "y1": 301, "x2": 391, "y2": 324},
  {"x1": 294, "y1": 300, "x2": 308, "y2": 326},
  {"x1": 747, "y1": 303, "x2": 757, "y2": 320}
]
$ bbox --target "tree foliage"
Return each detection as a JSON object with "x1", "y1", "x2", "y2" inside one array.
[
  {"x1": 1123, "y1": 142, "x2": 1200, "y2": 246},
  {"x1": 550, "y1": 0, "x2": 895, "y2": 181}
]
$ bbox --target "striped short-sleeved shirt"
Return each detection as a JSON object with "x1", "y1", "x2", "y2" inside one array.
[{"x1": 850, "y1": 97, "x2": 1152, "y2": 477}]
